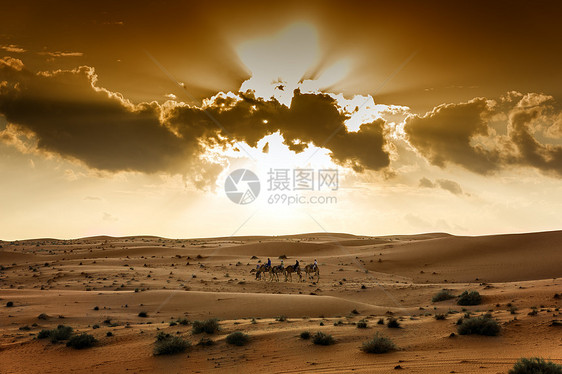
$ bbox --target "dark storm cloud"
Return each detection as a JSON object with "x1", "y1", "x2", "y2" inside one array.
[
  {"x1": 405, "y1": 93, "x2": 562, "y2": 177},
  {"x1": 0, "y1": 58, "x2": 392, "y2": 182}
]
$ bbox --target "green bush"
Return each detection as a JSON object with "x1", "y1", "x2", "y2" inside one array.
[
  {"x1": 457, "y1": 317, "x2": 500, "y2": 336},
  {"x1": 361, "y1": 333, "x2": 396, "y2": 354},
  {"x1": 432, "y1": 290, "x2": 455, "y2": 302},
  {"x1": 300, "y1": 331, "x2": 311, "y2": 339},
  {"x1": 154, "y1": 335, "x2": 191, "y2": 355},
  {"x1": 508, "y1": 357, "x2": 562, "y2": 374},
  {"x1": 457, "y1": 291, "x2": 482, "y2": 306},
  {"x1": 66, "y1": 333, "x2": 97, "y2": 349},
  {"x1": 226, "y1": 331, "x2": 250, "y2": 346},
  {"x1": 192, "y1": 319, "x2": 219, "y2": 334},
  {"x1": 387, "y1": 317, "x2": 400, "y2": 328},
  {"x1": 312, "y1": 332, "x2": 335, "y2": 346}
]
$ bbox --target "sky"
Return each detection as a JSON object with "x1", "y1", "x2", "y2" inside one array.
[{"x1": 1, "y1": 0, "x2": 561, "y2": 240}]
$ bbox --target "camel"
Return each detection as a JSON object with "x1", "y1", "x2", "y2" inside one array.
[
  {"x1": 268, "y1": 265, "x2": 284, "y2": 282},
  {"x1": 250, "y1": 264, "x2": 268, "y2": 280},
  {"x1": 284, "y1": 265, "x2": 302, "y2": 282},
  {"x1": 304, "y1": 264, "x2": 320, "y2": 282}
]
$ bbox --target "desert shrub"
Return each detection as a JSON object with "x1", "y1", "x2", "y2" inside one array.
[
  {"x1": 434, "y1": 313, "x2": 446, "y2": 320},
  {"x1": 169, "y1": 321, "x2": 177, "y2": 326},
  {"x1": 38, "y1": 325, "x2": 73, "y2": 342},
  {"x1": 196, "y1": 337, "x2": 215, "y2": 347},
  {"x1": 38, "y1": 313, "x2": 49, "y2": 320},
  {"x1": 361, "y1": 333, "x2": 396, "y2": 354},
  {"x1": 357, "y1": 320, "x2": 368, "y2": 329},
  {"x1": 432, "y1": 290, "x2": 455, "y2": 302},
  {"x1": 377, "y1": 318, "x2": 385, "y2": 325},
  {"x1": 66, "y1": 333, "x2": 97, "y2": 349},
  {"x1": 154, "y1": 335, "x2": 191, "y2": 355},
  {"x1": 6, "y1": 301, "x2": 13, "y2": 307},
  {"x1": 226, "y1": 331, "x2": 250, "y2": 346},
  {"x1": 312, "y1": 332, "x2": 335, "y2": 346},
  {"x1": 19, "y1": 325, "x2": 31, "y2": 331},
  {"x1": 138, "y1": 311, "x2": 148, "y2": 318},
  {"x1": 387, "y1": 317, "x2": 400, "y2": 328},
  {"x1": 457, "y1": 291, "x2": 482, "y2": 306},
  {"x1": 38, "y1": 329, "x2": 52, "y2": 339},
  {"x1": 276, "y1": 315, "x2": 287, "y2": 322},
  {"x1": 300, "y1": 331, "x2": 311, "y2": 340},
  {"x1": 457, "y1": 317, "x2": 500, "y2": 336},
  {"x1": 508, "y1": 357, "x2": 562, "y2": 374},
  {"x1": 106, "y1": 332, "x2": 113, "y2": 337},
  {"x1": 51, "y1": 325, "x2": 73, "y2": 341},
  {"x1": 177, "y1": 318, "x2": 189, "y2": 326},
  {"x1": 92, "y1": 324, "x2": 100, "y2": 329},
  {"x1": 192, "y1": 319, "x2": 219, "y2": 334}
]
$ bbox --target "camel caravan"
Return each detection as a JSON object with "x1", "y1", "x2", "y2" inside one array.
[{"x1": 250, "y1": 258, "x2": 320, "y2": 282}]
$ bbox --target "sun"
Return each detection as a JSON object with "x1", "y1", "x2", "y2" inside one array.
[{"x1": 236, "y1": 22, "x2": 319, "y2": 106}]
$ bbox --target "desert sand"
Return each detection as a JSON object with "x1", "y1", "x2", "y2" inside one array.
[{"x1": 0, "y1": 231, "x2": 561, "y2": 373}]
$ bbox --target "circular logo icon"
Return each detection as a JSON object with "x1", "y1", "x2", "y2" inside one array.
[{"x1": 225, "y1": 169, "x2": 260, "y2": 204}]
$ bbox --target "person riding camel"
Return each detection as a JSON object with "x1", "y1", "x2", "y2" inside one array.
[
  {"x1": 313, "y1": 259, "x2": 318, "y2": 270},
  {"x1": 294, "y1": 259, "x2": 300, "y2": 271},
  {"x1": 267, "y1": 258, "x2": 271, "y2": 270},
  {"x1": 279, "y1": 258, "x2": 284, "y2": 270}
]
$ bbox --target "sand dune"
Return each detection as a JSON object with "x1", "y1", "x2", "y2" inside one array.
[
  {"x1": 0, "y1": 230, "x2": 561, "y2": 373},
  {"x1": 364, "y1": 230, "x2": 562, "y2": 283}
]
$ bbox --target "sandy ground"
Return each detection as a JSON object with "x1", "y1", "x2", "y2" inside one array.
[{"x1": 0, "y1": 231, "x2": 561, "y2": 373}]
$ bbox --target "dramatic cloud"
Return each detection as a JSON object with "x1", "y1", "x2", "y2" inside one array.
[
  {"x1": 405, "y1": 93, "x2": 562, "y2": 177},
  {"x1": 405, "y1": 98, "x2": 501, "y2": 174},
  {"x1": 508, "y1": 95, "x2": 562, "y2": 176},
  {"x1": 0, "y1": 58, "x2": 392, "y2": 186}
]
